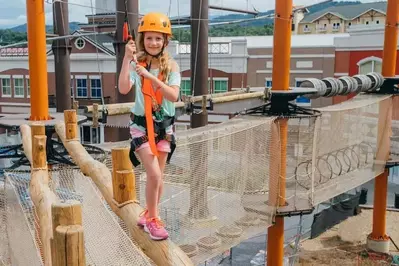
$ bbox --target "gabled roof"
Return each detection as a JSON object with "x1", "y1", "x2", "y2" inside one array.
[
  {"x1": 300, "y1": 1, "x2": 387, "y2": 23},
  {"x1": 81, "y1": 31, "x2": 115, "y2": 55}
]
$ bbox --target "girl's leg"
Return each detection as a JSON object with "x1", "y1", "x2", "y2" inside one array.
[
  {"x1": 157, "y1": 151, "x2": 168, "y2": 204},
  {"x1": 136, "y1": 146, "x2": 162, "y2": 218}
]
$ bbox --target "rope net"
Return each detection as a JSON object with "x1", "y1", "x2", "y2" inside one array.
[
  {"x1": 0, "y1": 168, "x2": 155, "y2": 266},
  {"x1": 0, "y1": 93, "x2": 393, "y2": 265},
  {"x1": 127, "y1": 115, "x2": 279, "y2": 264}
]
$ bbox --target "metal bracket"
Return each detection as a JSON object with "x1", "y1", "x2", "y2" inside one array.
[
  {"x1": 183, "y1": 95, "x2": 214, "y2": 115},
  {"x1": 372, "y1": 77, "x2": 399, "y2": 94},
  {"x1": 239, "y1": 87, "x2": 320, "y2": 118}
]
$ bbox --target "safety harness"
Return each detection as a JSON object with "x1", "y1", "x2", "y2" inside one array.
[{"x1": 129, "y1": 61, "x2": 176, "y2": 167}]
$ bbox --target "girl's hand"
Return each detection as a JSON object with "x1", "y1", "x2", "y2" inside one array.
[
  {"x1": 136, "y1": 64, "x2": 153, "y2": 79},
  {"x1": 125, "y1": 40, "x2": 137, "y2": 62}
]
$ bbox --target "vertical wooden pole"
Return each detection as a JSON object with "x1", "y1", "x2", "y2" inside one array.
[
  {"x1": 93, "y1": 103, "x2": 99, "y2": 128},
  {"x1": 267, "y1": 0, "x2": 292, "y2": 265},
  {"x1": 111, "y1": 147, "x2": 136, "y2": 204},
  {"x1": 26, "y1": 0, "x2": 50, "y2": 120},
  {"x1": 51, "y1": 200, "x2": 85, "y2": 266},
  {"x1": 64, "y1": 110, "x2": 77, "y2": 140},
  {"x1": 33, "y1": 135, "x2": 47, "y2": 169}
]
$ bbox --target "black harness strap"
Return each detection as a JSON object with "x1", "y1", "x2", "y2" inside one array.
[{"x1": 129, "y1": 114, "x2": 176, "y2": 167}]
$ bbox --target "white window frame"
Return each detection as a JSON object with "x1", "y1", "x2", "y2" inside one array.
[
  {"x1": 212, "y1": 77, "x2": 228, "y2": 94},
  {"x1": 26, "y1": 75, "x2": 30, "y2": 98},
  {"x1": 89, "y1": 75, "x2": 102, "y2": 98},
  {"x1": 357, "y1": 56, "x2": 382, "y2": 73},
  {"x1": 180, "y1": 77, "x2": 191, "y2": 96},
  {"x1": 0, "y1": 75, "x2": 11, "y2": 98},
  {"x1": 13, "y1": 75, "x2": 24, "y2": 98},
  {"x1": 75, "y1": 75, "x2": 88, "y2": 98}
]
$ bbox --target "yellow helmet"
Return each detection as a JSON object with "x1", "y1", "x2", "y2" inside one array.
[{"x1": 138, "y1": 12, "x2": 172, "y2": 35}]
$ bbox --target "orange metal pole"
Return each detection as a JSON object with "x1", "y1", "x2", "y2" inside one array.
[
  {"x1": 381, "y1": 0, "x2": 399, "y2": 77},
  {"x1": 370, "y1": 0, "x2": 398, "y2": 241},
  {"x1": 267, "y1": 0, "x2": 292, "y2": 265},
  {"x1": 26, "y1": 0, "x2": 50, "y2": 120}
]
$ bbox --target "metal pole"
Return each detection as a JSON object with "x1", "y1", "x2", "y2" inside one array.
[
  {"x1": 190, "y1": 0, "x2": 209, "y2": 128},
  {"x1": 267, "y1": 0, "x2": 292, "y2": 265},
  {"x1": 115, "y1": 0, "x2": 138, "y2": 104},
  {"x1": 188, "y1": 0, "x2": 210, "y2": 219},
  {"x1": 52, "y1": 0, "x2": 72, "y2": 112},
  {"x1": 26, "y1": 0, "x2": 50, "y2": 120},
  {"x1": 114, "y1": 0, "x2": 139, "y2": 141},
  {"x1": 368, "y1": 0, "x2": 398, "y2": 252},
  {"x1": 209, "y1": 5, "x2": 258, "y2": 15}
]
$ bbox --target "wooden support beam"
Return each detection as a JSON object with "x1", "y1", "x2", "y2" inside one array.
[{"x1": 84, "y1": 90, "x2": 262, "y2": 116}]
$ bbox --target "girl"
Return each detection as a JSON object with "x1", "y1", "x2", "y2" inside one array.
[{"x1": 118, "y1": 12, "x2": 180, "y2": 240}]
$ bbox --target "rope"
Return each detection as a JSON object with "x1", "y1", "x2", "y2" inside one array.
[{"x1": 89, "y1": 0, "x2": 107, "y2": 120}]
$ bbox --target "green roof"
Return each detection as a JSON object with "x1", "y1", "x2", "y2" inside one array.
[{"x1": 300, "y1": 1, "x2": 387, "y2": 23}]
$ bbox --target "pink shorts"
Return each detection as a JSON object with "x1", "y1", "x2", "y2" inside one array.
[{"x1": 130, "y1": 127, "x2": 171, "y2": 153}]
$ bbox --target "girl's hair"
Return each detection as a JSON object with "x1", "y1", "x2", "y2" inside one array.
[{"x1": 136, "y1": 32, "x2": 172, "y2": 82}]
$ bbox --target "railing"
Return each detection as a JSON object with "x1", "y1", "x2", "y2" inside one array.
[{"x1": 178, "y1": 42, "x2": 230, "y2": 54}]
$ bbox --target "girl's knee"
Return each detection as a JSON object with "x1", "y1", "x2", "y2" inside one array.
[{"x1": 147, "y1": 169, "x2": 162, "y2": 185}]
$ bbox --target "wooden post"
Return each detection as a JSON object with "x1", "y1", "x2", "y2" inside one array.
[
  {"x1": 33, "y1": 135, "x2": 47, "y2": 169},
  {"x1": 73, "y1": 101, "x2": 79, "y2": 112},
  {"x1": 64, "y1": 109, "x2": 77, "y2": 140},
  {"x1": 31, "y1": 123, "x2": 45, "y2": 139},
  {"x1": 93, "y1": 103, "x2": 99, "y2": 128},
  {"x1": 51, "y1": 200, "x2": 85, "y2": 266},
  {"x1": 111, "y1": 147, "x2": 136, "y2": 204},
  {"x1": 53, "y1": 225, "x2": 85, "y2": 266}
]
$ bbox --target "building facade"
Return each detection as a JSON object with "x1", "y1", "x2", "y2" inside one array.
[{"x1": 298, "y1": 2, "x2": 387, "y2": 35}]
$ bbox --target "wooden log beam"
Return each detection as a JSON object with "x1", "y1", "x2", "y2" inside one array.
[
  {"x1": 84, "y1": 90, "x2": 264, "y2": 116},
  {"x1": 20, "y1": 124, "x2": 59, "y2": 266},
  {"x1": 54, "y1": 110, "x2": 194, "y2": 266}
]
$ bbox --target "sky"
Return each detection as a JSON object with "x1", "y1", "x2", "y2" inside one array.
[{"x1": 0, "y1": 0, "x2": 384, "y2": 28}]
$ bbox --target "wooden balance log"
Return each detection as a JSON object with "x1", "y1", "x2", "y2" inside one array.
[
  {"x1": 54, "y1": 109, "x2": 194, "y2": 266},
  {"x1": 20, "y1": 123, "x2": 86, "y2": 266}
]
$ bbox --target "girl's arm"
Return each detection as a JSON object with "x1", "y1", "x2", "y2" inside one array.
[
  {"x1": 150, "y1": 61, "x2": 181, "y2": 102},
  {"x1": 118, "y1": 57, "x2": 135, "y2": 95}
]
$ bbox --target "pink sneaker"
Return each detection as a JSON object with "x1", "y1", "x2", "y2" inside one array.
[
  {"x1": 144, "y1": 217, "x2": 169, "y2": 240},
  {"x1": 137, "y1": 209, "x2": 148, "y2": 227}
]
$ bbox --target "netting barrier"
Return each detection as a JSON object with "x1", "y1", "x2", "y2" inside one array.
[
  {"x1": 127, "y1": 115, "x2": 280, "y2": 265},
  {"x1": 0, "y1": 92, "x2": 394, "y2": 265},
  {"x1": 0, "y1": 167, "x2": 155, "y2": 266},
  {"x1": 295, "y1": 94, "x2": 391, "y2": 205}
]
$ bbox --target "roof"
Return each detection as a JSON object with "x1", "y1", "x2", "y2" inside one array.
[
  {"x1": 209, "y1": 33, "x2": 349, "y2": 48},
  {"x1": 83, "y1": 31, "x2": 115, "y2": 55},
  {"x1": 300, "y1": 1, "x2": 387, "y2": 23}
]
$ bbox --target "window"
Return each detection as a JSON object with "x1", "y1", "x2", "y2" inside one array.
[
  {"x1": 1, "y1": 77, "x2": 11, "y2": 97},
  {"x1": 265, "y1": 79, "x2": 272, "y2": 88},
  {"x1": 357, "y1": 56, "x2": 382, "y2": 74},
  {"x1": 14, "y1": 77, "x2": 24, "y2": 98},
  {"x1": 80, "y1": 125, "x2": 102, "y2": 144},
  {"x1": 26, "y1": 77, "x2": 30, "y2": 97},
  {"x1": 213, "y1": 78, "x2": 228, "y2": 94},
  {"x1": 180, "y1": 79, "x2": 191, "y2": 96},
  {"x1": 76, "y1": 77, "x2": 88, "y2": 97},
  {"x1": 90, "y1": 77, "x2": 102, "y2": 98},
  {"x1": 75, "y1": 38, "x2": 85, "y2": 50},
  {"x1": 70, "y1": 78, "x2": 74, "y2": 97}
]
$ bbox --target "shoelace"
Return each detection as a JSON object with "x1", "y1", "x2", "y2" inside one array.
[{"x1": 147, "y1": 217, "x2": 164, "y2": 229}]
